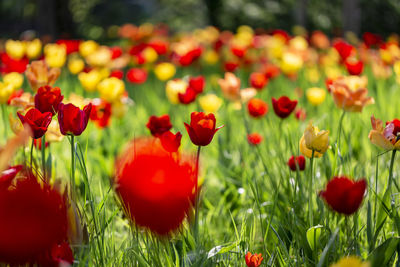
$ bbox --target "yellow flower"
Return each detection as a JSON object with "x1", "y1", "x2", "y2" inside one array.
[
  {"x1": 289, "y1": 36, "x2": 308, "y2": 51},
  {"x1": 165, "y1": 79, "x2": 187, "y2": 104},
  {"x1": 97, "y1": 77, "x2": 125, "y2": 102},
  {"x1": 199, "y1": 94, "x2": 223, "y2": 113},
  {"x1": 202, "y1": 50, "x2": 219, "y2": 65},
  {"x1": 142, "y1": 47, "x2": 158, "y2": 63},
  {"x1": 0, "y1": 82, "x2": 15, "y2": 104},
  {"x1": 305, "y1": 67, "x2": 320, "y2": 84},
  {"x1": 44, "y1": 44, "x2": 66, "y2": 68},
  {"x1": 303, "y1": 123, "x2": 330, "y2": 154},
  {"x1": 26, "y1": 39, "x2": 42, "y2": 59},
  {"x1": 45, "y1": 120, "x2": 64, "y2": 142},
  {"x1": 78, "y1": 70, "x2": 103, "y2": 92},
  {"x1": 368, "y1": 115, "x2": 400, "y2": 150},
  {"x1": 86, "y1": 46, "x2": 112, "y2": 67},
  {"x1": 300, "y1": 135, "x2": 324, "y2": 158},
  {"x1": 330, "y1": 256, "x2": 370, "y2": 267},
  {"x1": 3, "y1": 72, "x2": 24, "y2": 90},
  {"x1": 68, "y1": 58, "x2": 85, "y2": 74},
  {"x1": 306, "y1": 87, "x2": 326, "y2": 106},
  {"x1": 5, "y1": 40, "x2": 26, "y2": 60},
  {"x1": 154, "y1": 63, "x2": 176, "y2": 81},
  {"x1": 79, "y1": 40, "x2": 99, "y2": 57},
  {"x1": 280, "y1": 52, "x2": 303, "y2": 75},
  {"x1": 394, "y1": 61, "x2": 400, "y2": 76},
  {"x1": 112, "y1": 99, "x2": 129, "y2": 118}
]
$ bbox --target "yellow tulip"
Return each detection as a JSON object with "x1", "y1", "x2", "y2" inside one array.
[
  {"x1": 0, "y1": 82, "x2": 15, "y2": 104},
  {"x1": 45, "y1": 120, "x2": 64, "y2": 142},
  {"x1": 165, "y1": 79, "x2": 187, "y2": 104},
  {"x1": 290, "y1": 36, "x2": 308, "y2": 51},
  {"x1": 199, "y1": 94, "x2": 223, "y2": 113},
  {"x1": 203, "y1": 50, "x2": 219, "y2": 65},
  {"x1": 5, "y1": 40, "x2": 26, "y2": 60},
  {"x1": 68, "y1": 58, "x2": 85, "y2": 74},
  {"x1": 112, "y1": 99, "x2": 128, "y2": 118},
  {"x1": 78, "y1": 70, "x2": 103, "y2": 92},
  {"x1": 86, "y1": 46, "x2": 112, "y2": 67},
  {"x1": 97, "y1": 77, "x2": 125, "y2": 102},
  {"x1": 306, "y1": 87, "x2": 326, "y2": 106},
  {"x1": 26, "y1": 39, "x2": 42, "y2": 59},
  {"x1": 142, "y1": 47, "x2": 158, "y2": 63},
  {"x1": 330, "y1": 256, "x2": 370, "y2": 267},
  {"x1": 44, "y1": 44, "x2": 66, "y2": 68},
  {"x1": 79, "y1": 40, "x2": 99, "y2": 57},
  {"x1": 303, "y1": 123, "x2": 330, "y2": 154},
  {"x1": 280, "y1": 52, "x2": 303, "y2": 75},
  {"x1": 154, "y1": 63, "x2": 176, "y2": 81},
  {"x1": 3, "y1": 72, "x2": 24, "y2": 89}
]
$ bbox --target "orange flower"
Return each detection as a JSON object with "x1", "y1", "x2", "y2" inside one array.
[
  {"x1": 245, "y1": 252, "x2": 263, "y2": 267},
  {"x1": 368, "y1": 116, "x2": 400, "y2": 150},
  {"x1": 218, "y1": 72, "x2": 241, "y2": 101},
  {"x1": 25, "y1": 61, "x2": 61, "y2": 92},
  {"x1": 329, "y1": 78, "x2": 374, "y2": 112}
]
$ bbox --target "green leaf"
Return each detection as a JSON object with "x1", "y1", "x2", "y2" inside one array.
[
  {"x1": 368, "y1": 237, "x2": 400, "y2": 267},
  {"x1": 306, "y1": 225, "x2": 323, "y2": 250}
]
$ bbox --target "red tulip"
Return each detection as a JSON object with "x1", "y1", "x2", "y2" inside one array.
[
  {"x1": 110, "y1": 46, "x2": 123, "y2": 59},
  {"x1": 333, "y1": 40, "x2": 354, "y2": 62},
  {"x1": 319, "y1": 176, "x2": 367, "y2": 215},
  {"x1": 345, "y1": 59, "x2": 364, "y2": 75},
  {"x1": 224, "y1": 61, "x2": 239, "y2": 72},
  {"x1": 0, "y1": 52, "x2": 29, "y2": 73},
  {"x1": 110, "y1": 69, "x2": 124, "y2": 79},
  {"x1": 17, "y1": 108, "x2": 52, "y2": 139},
  {"x1": 90, "y1": 98, "x2": 112, "y2": 128},
  {"x1": 261, "y1": 63, "x2": 280, "y2": 79},
  {"x1": 272, "y1": 96, "x2": 297, "y2": 119},
  {"x1": 245, "y1": 252, "x2": 263, "y2": 267},
  {"x1": 56, "y1": 39, "x2": 80, "y2": 54},
  {"x1": 184, "y1": 112, "x2": 223, "y2": 146},
  {"x1": 146, "y1": 114, "x2": 172, "y2": 137},
  {"x1": 287, "y1": 155, "x2": 306, "y2": 171},
  {"x1": 0, "y1": 165, "x2": 23, "y2": 189},
  {"x1": 49, "y1": 242, "x2": 74, "y2": 266},
  {"x1": 115, "y1": 137, "x2": 196, "y2": 235},
  {"x1": 189, "y1": 76, "x2": 205, "y2": 94},
  {"x1": 34, "y1": 85, "x2": 64, "y2": 115},
  {"x1": 0, "y1": 170, "x2": 69, "y2": 265},
  {"x1": 178, "y1": 87, "x2": 197, "y2": 104},
  {"x1": 247, "y1": 98, "x2": 268, "y2": 118},
  {"x1": 386, "y1": 119, "x2": 400, "y2": 136},
  {"x1": 249, "y1": 72, "x2": 268, "y2": 90},
  {"x1": 363, "y1": 32, "x2": 382, "y2": 48},
  {"x1": 247, "y1": 133, "x2": 263, "y2": 146},
  {"x1": 126, "y1": 68, "x2": 147, "y2": 84},
  {"x1": 231, "y1": 45, "x2": 246, "y2": 58},
  {"x1": 160, "y1": 131, "x2": 182, "y2": 153},
  {"x1": 57, "y1": 103, "x2": 92, "y2": 136}
]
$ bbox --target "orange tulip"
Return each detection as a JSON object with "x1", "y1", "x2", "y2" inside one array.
[
  {"x1": 218, "y1": 72, "x2": 241, "y2": 101},
  {"x1": 25, "y1": 61, "x2": 60, "y2": 92},
  {"x1": 368, "y1": 116, "x2": 400, "y2": 150}
]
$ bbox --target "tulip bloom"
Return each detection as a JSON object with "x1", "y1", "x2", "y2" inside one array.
[
  {"x1": 247, "y1": 133, "x2": 263, "y2": 146},
  {"x1": 345, "y1": 58, "x2": 364, "y2": 75},
  {"x1": 249, "y1": 72, "x2": 268, "y2": 90},
  {"x1": 304, "y1": 123, "x2": 330, "y2": 154},
  {"x1": 189, "y1": 76, "x2": 205, "y2": 94},
  {"x1": 160, "y1": 131, "x2": 182, "y2": 153},
  {"x1": 184, "y1": 112, "x2": 223, "y2": 146},
  {"x1": 126, "y1": 68, "x2": 148, "y2": 84},
  {"x1": 17, "y1": 108, "x2": 52, "y2": 139},
  {"x1": 287, "y1": 155, "x2": 306, "y2": 171},
  {"x1": 295, "y1": 108, "x2": 306, "y2": 121},
  {"x1": 115, "y1": 137, "x2": 196, "y2": 235},
  {"x1": 245, "y1": 252, "x2": 263, "y2": 267},
  {"x1": 306, "y1": 87, "x2": 326, "y2": 106},
  {"x1": 146, "y1": 114, "x2": 172, "y2": 137},
  {"x1": 165, "y1": 79, "x2": 188, "y2": 104},
  {"x1": 0, "y1": 165, "x2": 22, "y2": 189},
  {"x1": 199, "y1": 94, "x2": 223, "y2": 113},
  {"x1": 218, "y1": 72, "x2": 241, "y2": 101},
  {"x1": 154, "y1": 62, "x2": 176, "y2": 81},
  {"x1": 319, "y1": 176, "x2": 367, "y2": 215},
  {"x1": 34, "y1": 85, "x2": 64, "y2": 115},
  {"x1": 58, "y1": 103, "x2": 92, "y2": 136},
  {"x1": 369, "y1": 116, "x2": 400, "y2": 150},
  {"x1": 272, "y1": 96, "x2": 297, "y2": 119},
  {"x1": 25, "y1": 60, "x2": 61, "y2": 92},
  {"x1": 178, "y1": 87, "x2": 197, "y2": 105},
  {"x1": 90, "y1": 98, "x2": 112, "y2": 128},
  {"x1": 97, "y1": 77, "x2": 125, "y2": 103},
  {"x1": 247, "y1": 98, "x2": 268, "y2": 118}
]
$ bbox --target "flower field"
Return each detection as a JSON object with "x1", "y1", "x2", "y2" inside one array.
[{"x1": 1, "y1": 25, "x2": 400, "y2": 266}]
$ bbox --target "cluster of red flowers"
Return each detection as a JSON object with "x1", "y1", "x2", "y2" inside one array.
[{"x1": 178, "y1": 76, "x2": 206, "y2": 105}]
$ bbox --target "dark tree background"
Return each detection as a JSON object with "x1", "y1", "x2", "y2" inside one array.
[{"x1": 0, "y1": 0, "x2": 399, "y2": 40}]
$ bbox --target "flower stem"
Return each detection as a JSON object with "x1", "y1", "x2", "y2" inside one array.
[
  {"x1": 41, "y1": 135, "x2": 46, "y2": 180},
  {"x1": 70, "y1": 135, "x2": 76, "y2": 199},
  {"x1": 193, "y1": 145, "x2": 201, "y2": 244},
  {"x1": 388, "y1": 150, "x2": 397, "y2": 189},
  {"x1": 309, "y1": 150, "x2": 315, "y2": 227},
  {"x1": 1, "y1": 104, "x2": 8, "y2": 140},
  {"x1": 30, "y1": 138, "x2": 34, "y2": 168},
  {"x1": 333, "y1": 111, "x2": 346, "y2": 175}
]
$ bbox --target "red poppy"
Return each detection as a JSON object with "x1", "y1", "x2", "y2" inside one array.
[
  {"x1": 146, "y1": 114, "x2": 172, "y2": 137},
  {"x1": 247, "y1": 98, "x2": 268, "y2": 118},
  {"x1": 0, "y1": 170, "x2": 69, "y2": 265},
  {"x1": 34, "y1": 85, "x2": 64, "y2": 115},
  {"x1": 319, "y1": 176, "x2": 367, "y2": 215},
  {"x1": 184, "y1": 112, "x2": 223, "y2": 146},
  {"x1": 345, "y1": 59, "x2": 364, "y2": 75},
  {"x1": 295, "y1": 108, "x2": 307, "y2": 121},
  {"x1": 178, "y1": 87, "x2": 197, "y2": 104},
  {"x1": 247, "y1": 133, "x2": 263, "y2": 146},
  {"x1": 245, "y1": 252, "x2": 263, "y2": 267},
  {"x1": 17, "y1": 108, "x2": 52, "y2": 139},
  {"x1": 189, "y1": 76, "x2": 205, "y2": 94},
  {"x1": 160, "y1": 131, "x2": 182, "y2": 152},
  {"x1": 110, "y1": 69, "x2": 124, "y2": 79},
  {"x1": 287, "y1": 155, "x2": 306, "y2": 171},
  {"x1": 272, "y1": 96, "x2": 297, "y2": 119},
  {"x1": 115, "y1": 137, "x2": 196, "y2": 235},
  {"x1": 0, "y1": 165, "x2": 23, "y2": 189},
  {"x1": 57, "y1": 103, "x2": 92, "y2": 136},
  {"x1": 110, "y1": 46, "x2": 123, "y2": 59},
  {"x1": 90, "y1": 98, "x2": 112, "y2": 128},
  {"x1": 249, "y1": 72, "x2": 268, "y2": 90},
  {"x1": 126, "y1": 68, "x2": 147, "y2": 84},
  {"x1": 56, "y1": 40, "x2": 80, "y2": 54}
]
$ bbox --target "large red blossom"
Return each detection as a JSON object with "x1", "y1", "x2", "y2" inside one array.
[
  {"x1": 272, "y1": 96, "x2": 297, "y2": 119},
  {"x1": 319, "y1": 176, "x2": 367, "y2": 215},
  {"x1": 17, "y1": 108, "x2": 52, "y2": 139},
  {"x1": 34, "y1": 85, "x2": 64, "y2": 115},
  {"x1": 0, "y1": 170, "x2": 69, "y2": 265},
  {"x1": 58, "y1": 103, "x2": 92, "y2": 136},
  {"x1": 115, "y1": 137, "x2": 196, "y2": 235},
  {"x1": 184, "y1": 112, "x2": 223, "y2": 146}
]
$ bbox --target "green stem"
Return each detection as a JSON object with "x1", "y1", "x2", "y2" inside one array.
[
  {"x1": 70, "y1": 135, "x2": 76, "y2": 199},
  {"x1": 309, "y1": 150, "x2": 315, "y2": 227},
  {"x1": 1, "y1": 104, "x2": 8, "y2": 140},
  {"x1": 193, "y1": 146, "x2": 201, "y2": 245},
  {"x1": 333, "y1": 111, "x2": 346, "y2": 175},
  {"x1": 30, "y1": 139, "x2": 34, "y2": 167},
  {"x1": 41, "y1": 135, "x2": 46, "y2": 180},
  {"x1": 388, "y1": 149, "x2": 397, "y2": 189}
]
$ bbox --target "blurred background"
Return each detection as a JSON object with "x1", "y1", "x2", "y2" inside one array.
[{"x1": 0, "y1": 0, "x2": 399, "y2": 40}]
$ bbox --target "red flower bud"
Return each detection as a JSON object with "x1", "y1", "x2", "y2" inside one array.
[
  {"x1": 345, "y1": 59, "x2": 364, "y2": 75},
  {"x1": 160, "y1": 131, "x2": 182, "y2": 152},
  {"x1": 57, "y1": 103, "x2": 92, "y2": 136},
  {"x1": 126, "y1": 68, "x2": 147, "y2": 84},
  {"x1": 90, "y1": 98, "x2": 112, "y2": 129},
  {"x1": 17, "y1": 108, "x2": 52, "y2": 139},
  {"x1": 247, "y1": 98, "x2": 268, "y2": 118},
  {"x1": 272, "y1": 96, "x2": 297, "y2": 119},
  {"x1": 146, "y1": 114, "x2": 172, "y2": 137},
  {"x1": 287, "y1": 155, "x2": 306, "y2": 171},
  {"x1": 110, "y1": 69, "x2": 124, "y2": 79},
  {"x1": 178, "y1": 87, "x2": 197, "y2": 104},
  {"x1": 247, "y1": 133, "x2": 263, "y2": 146},
  {"x1": 319, "y1": 176, "x2": 367, "y2": 215},
  {"x1": 184, "y1": 112, "x2": 223, "y2": 146},
  {"x1": 34, "y1": 85, "x2": 64, "y2": 115}
]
